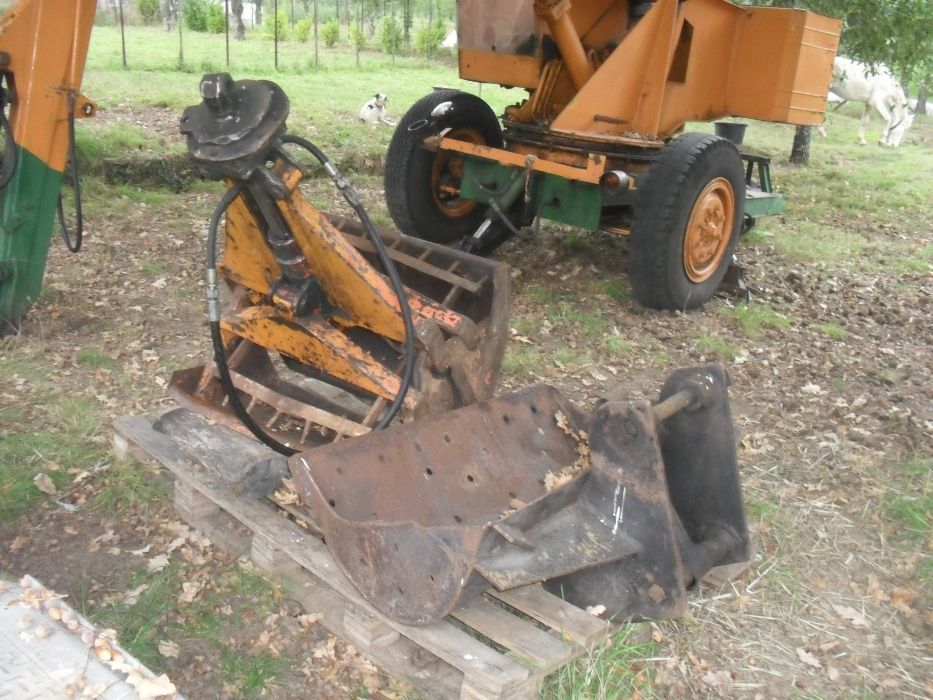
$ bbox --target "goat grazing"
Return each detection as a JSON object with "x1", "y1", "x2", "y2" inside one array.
[{"x1": 819, "y1": 57, "x2": 914, "y2": 147}]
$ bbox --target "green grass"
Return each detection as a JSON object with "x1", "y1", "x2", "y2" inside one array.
[
  {"x1": 92, "y1": 565, "x2": 181, "y2": 669},
  {"x1": 0, "y1": 396, "x2": 108, "y2": 521},
  {"x1": 501, "y1": 346, "x2": 546, "y2": 379},
  {"x1": 76, "y1": 123, "x2": 164, "y2": 163},
  {"x1": 90, "y1": 459, "x2": 168, "y2": 514},
  {"x1": 76, "y1": 346, "x2": 116, "y2": 369},
  {"x1": 543, "y1": 624, "x2": 657, "y2": 698},
  {"x1": 817, "y1": 322, "x2": 849, "y2": 341},
  {"x1": 219, "y1": 646, "x2": 284, "y2": 698},
  {"x1": 723, "y1": 302, "x2": 790, "y2": 339},
  {"x1": 881, "y1": 457, "x2": 931, "y2": 543},
  {"x1": 599, "y1": 279, "x2": 630, "y2": 302},
  {"x1": 603, "y1": 333, "x2": 634, "y2": 358},
  {"x1": 696, "y1": 332, "x2": 741, "y2": 360}
]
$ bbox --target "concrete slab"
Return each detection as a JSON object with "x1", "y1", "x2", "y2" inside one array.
[{"x1": 0, "y1": 575, "x2": 181, "y2": 699}]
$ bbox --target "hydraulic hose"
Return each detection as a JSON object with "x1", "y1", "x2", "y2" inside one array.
[
  {"x1": 279, "y1": 133, "x2": 416, "y2": 431},
  {"x1": 205, "y1": 182, "x2": 300, "y2": 456},
  {"x1": 58, "y1": 96, "x2": 84, "y2": 253},
  {"x1": 0, "y1": 84, "x2": 17, "y2": 190},
  {"x1": 206, "y1": 136, "x2": 417, "y2": 456}
]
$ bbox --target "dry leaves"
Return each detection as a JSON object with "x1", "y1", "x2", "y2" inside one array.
[
  {"x1": 33, "y1": 473, "x2": 58, "y2": 495},
  {"x1": 796, "y1": 647, "x2": 822, "y2": 669},
  {"x1": 544, "y1": 411, "x2": 591, "y2": 492},
  {"x1": 157, "y1": 639, "x2": 181, "y2": 659},
  {"x1": 272, "y1": 477, "x2": 301, "y2": 506},
  {"x1": 833, "y1": 604, "x2": 870, "y2": 629}
]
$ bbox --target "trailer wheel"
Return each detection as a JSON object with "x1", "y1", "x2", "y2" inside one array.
[
  {"x1": 385, "y1": 90, "x2": 503, "y2": 245},
  {"x1": 629, "y1": 134, "x2": 745, "y2": 310}
]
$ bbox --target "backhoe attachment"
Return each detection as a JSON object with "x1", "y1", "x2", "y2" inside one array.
[
  {"x1": 169, "y1": 74, "x2": 509, "y2": 449},
  {"x1": 289, "y1": 363, "x2": 750, "y2": 625}
]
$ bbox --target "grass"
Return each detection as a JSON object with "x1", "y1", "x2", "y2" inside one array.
[
  {"x1": 92, "y1": 565, "x2": 181, "y2": 669},
  {"x1": 90, "y1": 459, "x2": 168, "y2": 514},
  {"x1": 696, "y1": 332, "x2": 741, "y2": 360},
  {"x1": 817, "y1": 322, "x2": 849, "y2": 341},
  {"x1": 502, "y1": 345, "x2": 547, "y2": 379},
  {"x1": 76, "y1": 346, "x2": 116, "y2": 369},
  {"x1": 0, "y1": 396, "x2": 108, "y2": 521},
  {"x1": 219, "y1": 646, "x2": 284, "y2": 698},
  {"x1": 543, "y1": 624, "x2": 658, "y2": 698},
  {"x1": 724, "y1": 302, "x2": 790, "y2": 339},
  {"x1": 881, "y1": 457, "x2": 931, "y2": 543}
]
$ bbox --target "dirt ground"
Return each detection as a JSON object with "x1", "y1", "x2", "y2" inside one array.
[{"x1": 1, "y1": 105, "x2": 930, "y2": 698}]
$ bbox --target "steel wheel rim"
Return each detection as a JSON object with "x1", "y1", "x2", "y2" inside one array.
[
  {"x1": 683, "y1": 177, "x2": 734, "y2": 283},
  {"x1": 431, "y1": 127, "x2": 484, "y2": 218}
]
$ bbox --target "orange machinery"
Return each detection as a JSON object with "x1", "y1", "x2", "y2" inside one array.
[{"x1": 385, "y1": 0, "x2": 841, "y2": 310}]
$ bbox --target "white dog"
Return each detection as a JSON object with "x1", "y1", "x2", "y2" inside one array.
[{"x1": 359, "y1": 93, "x2": 395, "y2": 126}]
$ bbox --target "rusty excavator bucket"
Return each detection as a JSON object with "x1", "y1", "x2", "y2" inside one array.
[{"x1": 289, "y1": 363, "x2": 750, "y2": 625}]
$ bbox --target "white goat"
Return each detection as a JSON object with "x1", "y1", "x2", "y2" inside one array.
[{"x1": 818, "y1": 57, "x2": 914, "y2": 147}]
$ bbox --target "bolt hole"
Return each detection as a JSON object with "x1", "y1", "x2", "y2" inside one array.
[
  {"x1": 467, "y1": 475, "x2": 475, "y2": 483},
  {"x1": 398, "y1": 587, "x2": 404, "y2": 595},
  {"x1": 502, "y1": 414, "x2": 511, "y2": 425},
  {"x1": 393, "y1": 543, "x2": 399, "y2": 551},
  {"x1": 328, "y1": 498, "x2": 336, "y2": 508},
  {"x1": 336, "y1": 466, "x2": 343, "y2": 475},
  {"x1": 425, "y1": 468, "x2": 433, "y2": 476},
  {"x1": 414, "y1": 442, "x2": 423, "y2": 451},
  {"x1": 443, "y1": 434, "x2": 452, "y2": 444},
  {"x1": 530, "y1": 404, "x2": 538, "y2": 414},
  {"x1": 508, "y1": 491, "x2": 517, "y2": 499},
  {"x1": 359, "y1": 557, "x2": 366, "y2": 566},
  {"x1": 428, "y1": 575, "x2": 435, "y2": 582},
  {"x1": 454, "y1": 515, "x2": 462, "y2": 524},
  {"x1": 378, "y1": 454, "x2": 385, "y2": 463}
]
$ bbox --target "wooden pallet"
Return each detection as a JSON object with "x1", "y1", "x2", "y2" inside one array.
[{"x1": 113, "y1": 411, "x2": 615, "y2": 699}]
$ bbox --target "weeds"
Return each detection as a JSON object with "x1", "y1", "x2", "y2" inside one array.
[
  {"x1": 724, "y1": 302, "x2": 790, "y2": 338},
  {"x1": 817, "y1": 322, "x2": 849, "y2": 341},
  {"x1": 543, "y1": 624, "x2": 657, "y2": 698}
]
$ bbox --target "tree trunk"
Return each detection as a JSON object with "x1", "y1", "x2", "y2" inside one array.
[
  {"x1": 916, "y1": 86, "x2": 928, "y2": 115},
  {"x1": 255, "y1": 0, "x2": 263, "y2": 25},
  {"x1": 231, "y1": 0, "x2": 245, "y2": 38},
  {"x1": 162, "y1": 0, "x2": 176, "y2": 31},
  {"x1": 789, "y1": 125, "x2": 810, "y2": 165}
]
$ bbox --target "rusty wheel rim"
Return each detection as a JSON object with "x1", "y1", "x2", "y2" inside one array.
[
  {"x1": 431, "y1": 127, "x2": 484, "y2": 218},
  {"x1": 683, "y1": 177, "x2": 735, "y2": 283}
]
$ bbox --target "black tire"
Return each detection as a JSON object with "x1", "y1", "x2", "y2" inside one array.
[
  {"x1": 628, "y1": 133, "x2": 745, "y2": 310},
  {"x1": 385, "y1": 90, "x2": 503, "y2": 245}
]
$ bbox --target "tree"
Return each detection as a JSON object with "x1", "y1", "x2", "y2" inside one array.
[{"x1": 231, "y1": 0, "x2": 246, "y2": 39}]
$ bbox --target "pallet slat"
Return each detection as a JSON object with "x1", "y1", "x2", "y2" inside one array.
[{"x1": 489, "y1": 585, "x2": 610, "y2": 648}]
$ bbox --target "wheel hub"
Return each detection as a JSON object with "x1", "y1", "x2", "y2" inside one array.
[
  {"x1": 431, "y1": 127, "x2": 484, "y2": 218},
  {"x1": 683, "y1": 177, "x2": 735, "y2": 283}
]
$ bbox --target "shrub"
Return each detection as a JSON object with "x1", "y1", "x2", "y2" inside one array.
[
  {"x1": 182, "y1": 0, "x2": 209, "y2": 31},
  {"x1": 205, "y1": 2, "x2": 226, "y2": 33},
  {"x1": 262, "y1": 9, "x2": 289, "y2": 40},
  {"x1": 294, "y1": 17, "x2": 312, "y2": 42},
  {"x1": 137, "y1": 0, "x2": 160, "y2": 24},
  {"x1": 349, "y1": 24, "x2": 366, "y2": 52},
  {"x1": 321, "y1": 19, "x2": 340, "y2": 48},
  {"x1": 415, "y1": 20, "x2": 446, "y2": 57},
  {"x1": 379, "y1": 15, "x2": 402, "y2": 54}
]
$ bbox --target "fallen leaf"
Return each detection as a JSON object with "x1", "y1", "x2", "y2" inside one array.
[
  {"x1": 33, "y1": 473, "x2": 57, "y2": 495},
  {"x1": 890, "y1": 587, "x2": 917, "y2": 616},
  {"x1": 796, "y1": 647, "x2": 822, "y2": 669},
  {"x1": 123, "y1": 584, "x2": 149, "y2": 605},
  {"x1": 833, "y1": 604, "x2": 870, "y2": 628},
  {"x1": 129, "y1": 544, "x2": 152, "y2": 556},
  {"x1": 147, "y1": 554, "x2": 170, "y2": 572},
  {"x1": 158, "y1": 639, "x2": 180, "y2": 658},
  {"x1": 131, "y1": 673, "x2": 177, "y2": 699},
  {"x1": 177, "y1": 580, "x2": 204, "y2": 604},
  {"x1": 585, "y1": 604, "x2": 606, "y2": 616},
  {"x1": 297, "y1": 613, "x2": 323, "y2": 628}
]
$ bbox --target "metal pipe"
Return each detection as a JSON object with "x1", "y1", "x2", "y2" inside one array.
[
  {"x1": 534, "y1": 0, "x2": 593, "y2": 90},
  {"x1": 651, "y1": 387, "x2": 695, "y2": 422}
]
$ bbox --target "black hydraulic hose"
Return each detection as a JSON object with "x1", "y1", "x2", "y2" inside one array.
[
  {"x1": 0, "y1": 85, "x2": 17, "y2": 190},
  {"x1": 58, "y1": 97, "x2": 83, "y2": 253},
  {"x1": 279, "y1": 133, "x2": 416, "y2": 430},
  {"x1": 205, "y1": 182, "x2": 299, "y2": 456}
]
